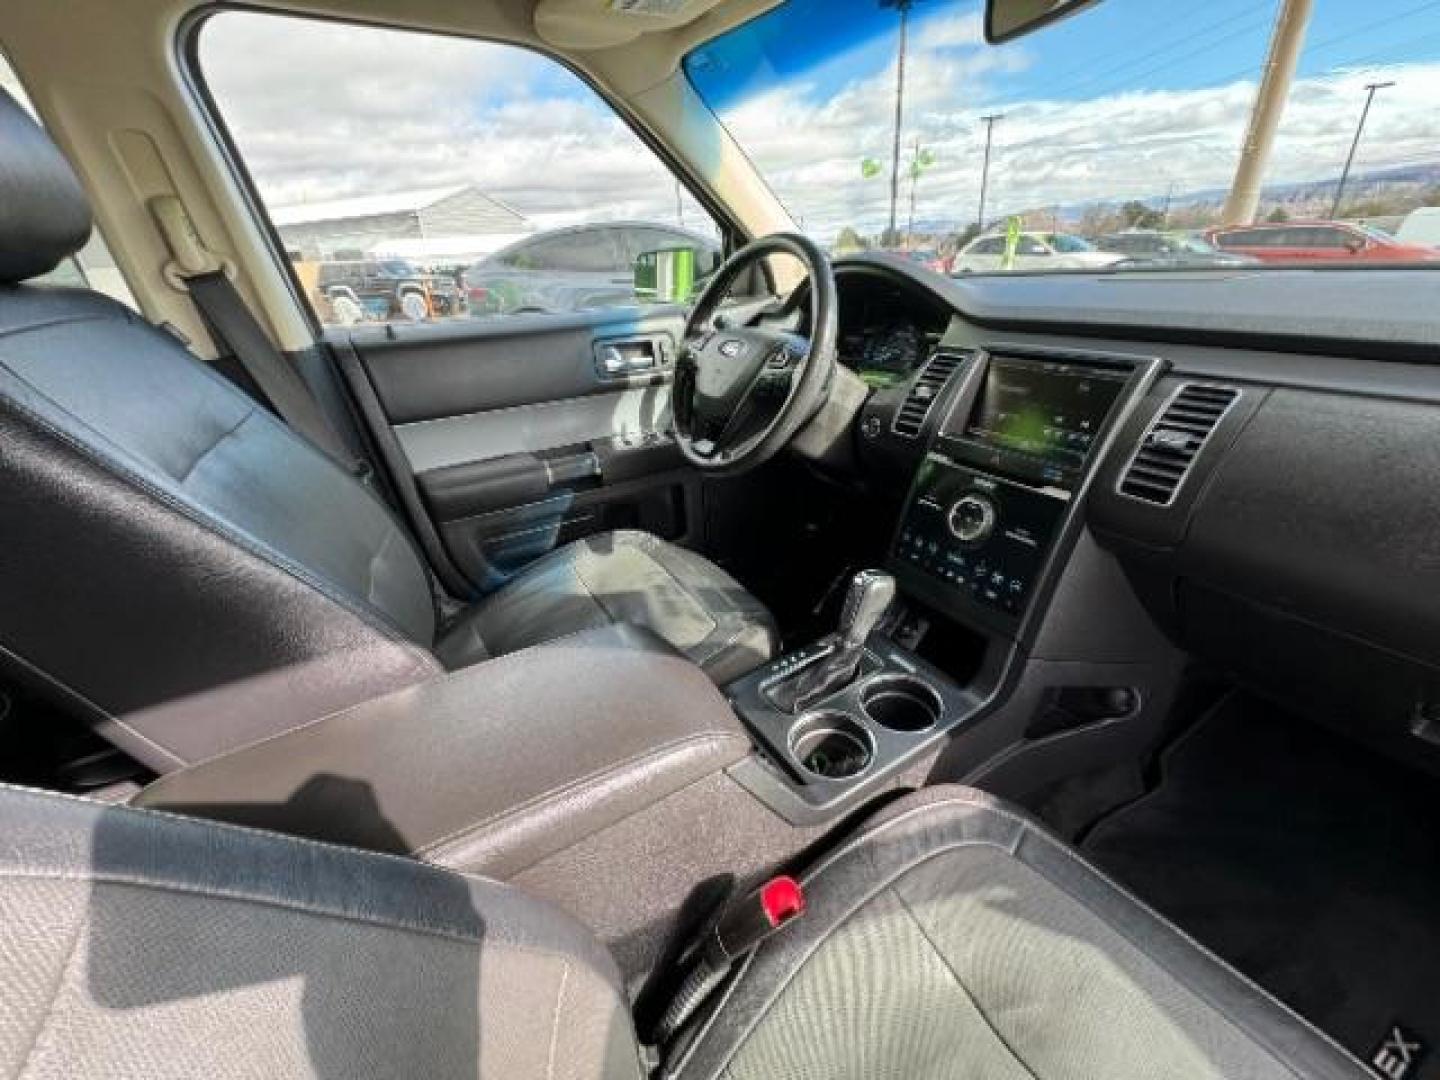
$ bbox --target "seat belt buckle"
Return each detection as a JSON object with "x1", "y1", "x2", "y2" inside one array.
[
  {"x1": 705, "y1": 875, "x2": 806, "y2": 966},
  {"x1": 646, "y1": 876, "x2": 806, "y2": 1053}
]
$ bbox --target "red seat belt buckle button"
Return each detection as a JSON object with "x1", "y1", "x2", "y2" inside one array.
[
  {"x1": 709, "y1": 875, "x2": 807, "y2": 963},
  {"x1": 760, "y1": 875, "x2": 805, "y2": 927}
]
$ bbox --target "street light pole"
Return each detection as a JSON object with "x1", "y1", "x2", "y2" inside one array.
[
  {"x1": 882, "y1": 0, "x2": 914, "y2": 243},
  {"x1": 907, "y1": 138, "x2": 920, "y2": 243},
  {"x1": 977, "y1": 113, "x2": 1003, "y2": 230},
  {"x1": 1330, "y1": 80, "x2": 1395, "y2": 218}
]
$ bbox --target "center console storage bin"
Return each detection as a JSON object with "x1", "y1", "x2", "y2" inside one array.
[{"x1": 134, "y1": 624, "x2": 751, "y2": 878}]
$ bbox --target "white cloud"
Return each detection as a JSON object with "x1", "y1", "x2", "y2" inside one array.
[
  {"x1": 202, "y1": 12, "x2": 711, "y2": 228},
  {"x1": 913, "y1": 12, "x2": 986, "y2": 50},
  {"x1": 723, "y1": 56, "x2": 1440, "y2": 237},
  {"x1": 199, "y1": 10, "x2": 1440, "y2": 247}
]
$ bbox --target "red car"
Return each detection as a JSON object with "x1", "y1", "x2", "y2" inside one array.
[{"x1": 1205, "y1": 221, "x2": 1439, "y2": 264}]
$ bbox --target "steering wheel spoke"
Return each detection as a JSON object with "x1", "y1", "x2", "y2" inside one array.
[{"x1": 671, "y1": 234, "x2": 837, "y2": 476}]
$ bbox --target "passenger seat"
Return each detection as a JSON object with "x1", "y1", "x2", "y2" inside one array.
[{"x1": 0, "y1": 782, "x2": 1370, "y2": 1079}]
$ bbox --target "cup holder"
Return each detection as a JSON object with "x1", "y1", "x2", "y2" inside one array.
[
  {"x1": 789, "y1": 712, "x2": 874, "y2": 781},
  {"x1": 860, "y1": 675, "x2": 942, "y2": 733}
]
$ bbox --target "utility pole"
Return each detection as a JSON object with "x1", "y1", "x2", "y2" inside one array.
[
  {"x1": 1161, "y1": 181, "x2": 1175, "y2": 227},
  {"x1": 1330, "y1": 80, "x2": 1395, "y2": 218},
  {"x1": 977, "y1": 113, "x2": 1004, "y2": 230},
  {"x1": 882, "y1": 0, "x2": 917, "y2": 244},
  {"x1": 1221, "y1": 0, "x2": 1313, "y2": 226},
  {"x1": 907, "y1": 138, "x2": 920, "y2": 245}
]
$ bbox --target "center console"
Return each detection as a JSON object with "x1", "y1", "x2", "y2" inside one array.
[
  {"x1": 728, "y1": 344, "x2": 1152, "y2": 825},
  {"x1": 891, "y1": 350, "x2": 1133, "y2": 634}
]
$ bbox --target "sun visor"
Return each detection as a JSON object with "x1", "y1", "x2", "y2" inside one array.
[{"x1": 534, "y1": 0, "x2": 730, "y2": 49}]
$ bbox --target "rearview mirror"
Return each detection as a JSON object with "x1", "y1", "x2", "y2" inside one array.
[
  {"x1": 634, "y1": 246, "x2": 717, "y2": 305},
  {"x1": 985, "y1": 0, "x2": 1101, "y2": 44}
]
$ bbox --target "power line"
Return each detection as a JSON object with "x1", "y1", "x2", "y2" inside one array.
[
  {"x1": 961, "y1": 11, "x2": 1440, "y2": 166},
  {"x1": 1022, "y1": 0, "x2": 1265, "y2": 97},
  {"x1": 1015, "y1": 0, "x2": 1440, "y2": 116},
  {"x1": 902, "y1": 2, "x2": 1440, "y2": 226},
  {"x1": 1187, "y1": 0, "x2": 1440, "y2": 91},
  {"x1": 1030, "y1": 4, "x2": 1276, "y2": 103}
]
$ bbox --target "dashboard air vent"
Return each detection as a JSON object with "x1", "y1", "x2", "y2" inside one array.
[
  {"x1": 1119, "y1": 383, "x2": 1239, "y2": 505},
  {"x1": 892, "y1": 351, "x2": 967, "y2": 438}
]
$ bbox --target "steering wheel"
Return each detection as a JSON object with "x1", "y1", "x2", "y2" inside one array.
[{"x1": 673, "y1": 232, "x2": 838, "y2": 475}]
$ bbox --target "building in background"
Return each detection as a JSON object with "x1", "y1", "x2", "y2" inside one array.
[{"x1": 273, "y1": 184, "x2": 531, "y2": 264}]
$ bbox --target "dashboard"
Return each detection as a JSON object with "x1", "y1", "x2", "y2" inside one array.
[
  {"x1": 836, "y1": 276, "x2": 949, "y2": 389},
  {"x1": 831, "y1": 253, "x2": 1440, "y2": 774}
]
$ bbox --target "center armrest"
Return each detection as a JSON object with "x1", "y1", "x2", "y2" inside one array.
[{"x1": 133, "y1": 624, "x2": 752, "y2": 878}]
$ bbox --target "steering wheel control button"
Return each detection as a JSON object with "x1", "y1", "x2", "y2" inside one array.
[{"x1": 947, "y1": 494, "x2": 996, "y2": 544}]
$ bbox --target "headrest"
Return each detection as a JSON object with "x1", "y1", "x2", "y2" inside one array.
[{"x1": 0, "y1": 87, "x2": 93, "y2": 284}]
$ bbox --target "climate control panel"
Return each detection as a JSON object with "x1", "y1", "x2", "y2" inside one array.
[
  {"x1": 947, "y1": 494, "x2": 997, "y2": 544},
  {"x1": 891, "y1": 454, "x2": 1067, "y2": 621}
]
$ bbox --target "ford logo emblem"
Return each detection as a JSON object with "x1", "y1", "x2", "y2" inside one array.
[{"x1": 718, "y1": 339, "x2": 746, "y2": 358}]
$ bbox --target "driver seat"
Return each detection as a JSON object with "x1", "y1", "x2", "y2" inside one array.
[{"x1": 0, "y1": 87, "x2": 776, "y2": 771}]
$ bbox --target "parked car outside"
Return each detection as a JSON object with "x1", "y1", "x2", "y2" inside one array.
[
  {"x1": 1395, "y1": 206, "x2": 1440, "y2": 249},
  {"x1": 1204, "y1": 221, "x2": 1440, "y2": 264},
  {"x1": 314, "y1": 258, "x2": 462, "y2": 324},
  {"x1": 464, "y1": 222, "x2": 722, "y2": 316},
  {"x1": 952, "y1": 231, "x2": 1126, "y2": 273},
  {"x1": 896, "y1": 247, "x2": 952, "y2": 273},
  {"x1": 1097, "y1": 230, "x2": 1259, "y2": 268}
]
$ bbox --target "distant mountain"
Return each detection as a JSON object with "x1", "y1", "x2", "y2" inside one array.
[
  {"x1": 901, "y1": 161, "x2": 1440, "y2": 238},
  {"x1": 1059, "y1": 161, "x2": 1440, "y2": 223}
]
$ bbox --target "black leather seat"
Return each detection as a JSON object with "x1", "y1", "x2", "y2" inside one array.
[{"x1": 0, "y1": 87, "x2": 776, "y2": 772}]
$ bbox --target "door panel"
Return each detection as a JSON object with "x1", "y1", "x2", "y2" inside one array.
[
  {"x1": 396, "y1": 384, "x2": 672, "y2": 473},
  {"x1": 339, "y1": 305, "x2": 698, "y2": 592},
  {"x1": 359, "y1": 307, "x2": 679, "y2": 423}
]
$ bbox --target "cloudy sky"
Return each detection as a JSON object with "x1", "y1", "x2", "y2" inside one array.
[{"x1": 201, "y1": 0, "x2": 1440, "y2": 243}]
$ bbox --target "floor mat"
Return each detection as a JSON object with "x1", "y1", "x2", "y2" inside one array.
[{"x1": 1084, "y1": 693, "x2": 1440, "y2": 1078}]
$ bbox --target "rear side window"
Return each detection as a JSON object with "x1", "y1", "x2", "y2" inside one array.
[
  {"x1": 197, "y1": 12, "x2": 720, "y2": 329},
  {"x1": 1293, "y1": 227, "x2": 1350, "y2": 249},
  {"x1": 1217, "y1": 229, "x2": 1266, "y2": 248}
]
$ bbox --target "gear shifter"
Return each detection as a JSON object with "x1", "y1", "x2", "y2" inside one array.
[
  {"x1": 835, "y1": 569, "x2": 898, "y2": 652},
  {"x1": 779, "y1": 570, "x2": 896, "y2": 714}
]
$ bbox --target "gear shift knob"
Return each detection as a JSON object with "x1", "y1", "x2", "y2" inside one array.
[{"x1": 839, "y1": 570, "x2": 896, "y2": 649}]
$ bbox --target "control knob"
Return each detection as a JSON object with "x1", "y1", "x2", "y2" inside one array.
[{"x1": 947, "y1": 493, "x2": 996, "y2": 544}]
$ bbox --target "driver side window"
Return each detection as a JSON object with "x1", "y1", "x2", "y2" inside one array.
[{"x1": 198, "y1": 12, "x2": 720, "y2": 328}]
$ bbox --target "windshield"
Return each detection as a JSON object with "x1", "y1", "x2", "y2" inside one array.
[{"x1": 684, "y1": 0, "x2": 1440, "y2": 274}]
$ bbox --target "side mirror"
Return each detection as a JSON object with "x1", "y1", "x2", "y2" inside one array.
[
  {"x1": 634, "y1": 246, "x2": 716, "y2": 305},
  {"x1": 986, "y1": 0, "x2": 1101, "y2": 44}
]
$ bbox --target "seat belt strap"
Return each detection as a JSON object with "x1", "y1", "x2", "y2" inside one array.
[
  {"x1": 185, "y1": 269, "x2": 356, "y2": 468},
  {"x1": 147, "y1": 193, "x2": 359, "y2": 473}
]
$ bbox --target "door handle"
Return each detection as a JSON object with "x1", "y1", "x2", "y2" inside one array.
[{"x1": 594, "y1": 336, "x2": 670, "y2": 379}]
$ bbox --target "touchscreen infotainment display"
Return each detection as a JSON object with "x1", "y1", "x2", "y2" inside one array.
[{"x1": 944, "y1": 355, "x2": 1128, "y2": 486}]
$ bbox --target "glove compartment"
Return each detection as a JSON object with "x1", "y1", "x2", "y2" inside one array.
[{"x1": 1092, "y1": 381, "x2": 1440, "y2": 767}]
